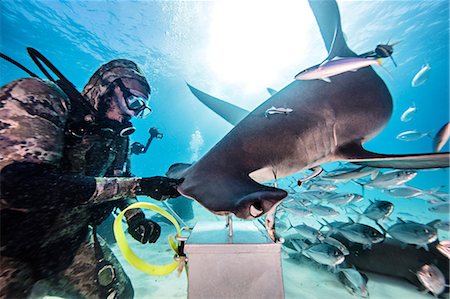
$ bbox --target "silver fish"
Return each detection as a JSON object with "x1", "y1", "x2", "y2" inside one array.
[
  {"x1": 321, "y1": 166, "x2": 379, "y2": 181},
  {"x1": 355, "y1": 200, "x2": 394, "y2": 222},
  {"x1": 295, "y1": 57, "x2": 382, "y2": 83},
  {"x1": 338, "y1": 222, "x2": 385, "y2": 249},
  {"x1": 326, "y1": 193, "x2": 355, "y2": 206},
  {"x1": 387, "y1": 220, "x2": 437, "y2": 250},
  {"x1": 308, "y1": 205, "x2": 340, "y2": 217},
  {"x1": 433, "y1": 122, "x2": 450, "y2": 152},
  {"x1": 416, "y1": 264, "x2": 446, "y2": 296},
  {"x1": 396, "y1": 130, "x2": 431, "y2": 141},
  {"x1": 337, "y1": 268, "x2": 369, "y2": 298},
  {"x1": 411, "y1": 64, "x2": 431, "y2": 87},
  {"x1": 385, "y1": 186, "x2": 429, "y2": 198},
  {"x1": 292, "y1": 224, "x2": 324, "y2": 243},
  {"x1": 323, "y1": 236, "x2": 350, "y2": 256},
  {"x1": 432, "y1": 220, "x2": 450, "y2": 232},
  {"x1": 436, "y1": 240, "x2": 450, "y2": 259},
  {"x1": 300, "y1": 243, "x2": 345, "y2": 267},
  {"x1": 400, "y1": 102, "x2": 417, "y2": 122},
  {"x1": 364, "y1": 170, "x2": 417, "y2": 188},
  {"x1": 428, "y1": 203, "x2": 449, "y2": 214}
]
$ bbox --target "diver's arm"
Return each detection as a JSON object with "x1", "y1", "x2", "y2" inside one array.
[{"x1": 0, "y1": 162, "x2": 141, "y2": 209}]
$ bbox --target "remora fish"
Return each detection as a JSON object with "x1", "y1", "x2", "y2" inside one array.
[
  {"x1": 295, "y1": 57, "x2": 383, "y2": 83},
  {"x1": 173, "y1": 0, "x2": 449, "y2": 221},
  {"x1": 411, "y1": 64, "x2": 431, "y2": 87},
  {"x1": 321, "y1": 166, "x2": 379, "y2": 181},
  {"x1": 264, "y1": 106, "x2": 293, "y2": 118},
  {"x1": 434, "y1": 122, "x2": 450, "y2": 152},
  {"x1": 400, "y1": 102, "x2": 417, "y2": 122}
]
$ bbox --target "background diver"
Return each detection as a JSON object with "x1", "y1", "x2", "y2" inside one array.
[{"x1": 0, "y1": 49, "x2": 183, "y2": 298}]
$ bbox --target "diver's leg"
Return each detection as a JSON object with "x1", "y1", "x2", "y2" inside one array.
[
  {"x1": 0, "y1": 256, "x2": 35, "y2": 299},
  {"x1": 43, "y1": 229, "x2": 134, "y2": 299}
]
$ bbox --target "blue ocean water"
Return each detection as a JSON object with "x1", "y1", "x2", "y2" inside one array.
[{"x1": 1, "y1": 1, "x2": 449, "y2": 298}]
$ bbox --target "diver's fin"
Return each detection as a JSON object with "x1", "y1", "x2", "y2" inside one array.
[
  {"x1": 166, "y1": 162, "x2": 192, "y2": 179},
  {"x1": 186, "y1": 83, "x2": 249, "y2": 126},
  {"x1": 308, "y1": 0, "x2": 356, "y2": 58},
  {"x1": 337, "y1": 142, "x2": 450, "y2": 169},
  {"x1": 267, "y1": 87, "x2": 278, "y2": 96}
]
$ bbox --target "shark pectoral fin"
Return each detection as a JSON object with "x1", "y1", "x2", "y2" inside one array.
[
  {"x1": 186, "y1": 83, "x2": 249, "y2": 126},
  {"x1": 337, "y1": 143, "x2": 450, "y2": 169},
  {"x1": 321, "y1": 77, "x2": 332, "y2": 83}
]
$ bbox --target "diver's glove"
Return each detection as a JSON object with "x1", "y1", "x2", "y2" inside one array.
[
  {"x1": 137, "y1": 176, "x2": 183, "y2": 200},
  {"x1": 127, "y1": 213, "x2": 161, "y2": 244}
]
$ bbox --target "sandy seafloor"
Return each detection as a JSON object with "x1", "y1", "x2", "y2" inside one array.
[
  {"x1": 104, "y1": 200, "x2": 449, "y2": 299},
  {"x1": 109, "y1": 221, "x2": 442, "y2": 299}
]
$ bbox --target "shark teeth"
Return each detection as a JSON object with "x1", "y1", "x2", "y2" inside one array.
[{"x1": 250, "y1": 204, "x2": 264, "y2": 218}]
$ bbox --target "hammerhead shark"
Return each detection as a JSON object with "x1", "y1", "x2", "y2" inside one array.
[{"x1": 169, "y1": 0, "x2": 449, "y2": 220}]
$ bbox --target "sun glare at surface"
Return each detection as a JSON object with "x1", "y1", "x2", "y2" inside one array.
[{"x1": 207, "y1": 1, "x2": 323, "y2": 94}]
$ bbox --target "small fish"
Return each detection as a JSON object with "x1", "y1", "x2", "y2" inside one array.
[
  {"x1": 416, "y1": 264, "x2": 447, "y2": 297},
  {"x1": 363, "y1": 170, "x2": 417, "y2": 189},
  {"x1": 308, "y1": 205, "x2": 340, "y2": 217},
  {"x1": 323, "y1": 236, "x2": 350, "y2": 256},
  {"x1": 292, "y1": 223, "x2": 324, "y2": 243},
  {"x1": 400, "y1": 102, "x2": 417, "y2": 122},
  {"x1": 428, "y1": 203, "x2": 449, "y2": 214},
  {"x1": 298, "y1": 242, "x2": 345, "y2": 267},
  {"x1": 295, "y1": 57, "x2": 383, "y2": 83},
  {"x1": 396, "y1": 130, "x2": 432, "y2": 141},
  {"x1": 321, "y1": 166, "x2": 379, "y2": 181},
  {"x1": 385, "y1": 186, "x2": 429, "y2": 199},
  {"x1": 326, "y1": 193, "x2": 355, "y2": 206},
  {"x1": 337, "y1": 268, "x2": 369, "y2": 298},
  {"x1": 338, "y1": 221, "x2": 385, "y2": 249},
  {"x1": 432, "y1": 220, "x2": 450, "y2": 232},
  {"x1": 354, "y1": 200, "x2": 394, "y2": 222},
  {"x1": 302, "y1": 180, "x2": 338, "y2": 192},
  {"x1": 411, "y1": 64, "x2": 431, "y2": 87},
  {"x1": 283, "y1": 204, "x2": 313, "y2": 217},
  {"x1": 264, "y1": 106, "x2": 293, "y2": 118},
  {"x1": 435, "y1": 240, "x2": 450, "y2": 259},
  {"x1": 433, "y1": 122, "x2": 450, "y2": 152},
  {"x1": 387, "y1": 219, "x2": 437, "y2": 250}
]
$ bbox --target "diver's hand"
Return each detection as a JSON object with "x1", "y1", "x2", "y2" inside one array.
[
  {"x1": 127, "y1": 213, "x2": 161, "y2": 243},
  {"x1": 149, "y1": 127, "x2": 163, "y2": 139},
  {"x1": 137, "y1": 176, "x2": 183, "y2": 200}
]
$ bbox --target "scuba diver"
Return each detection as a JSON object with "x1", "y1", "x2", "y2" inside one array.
[{"x1": 0, "y1": 49, "x2": 183, "y2": 298}]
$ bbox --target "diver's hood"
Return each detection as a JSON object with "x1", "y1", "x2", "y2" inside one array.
[{"x1": 81, "y1": 59, "x2": 150, "y2": 111}]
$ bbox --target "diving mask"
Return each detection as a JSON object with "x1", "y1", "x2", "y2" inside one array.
[{"x1": 116, "y1": 79, "x2": 152, "y2": 119}]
